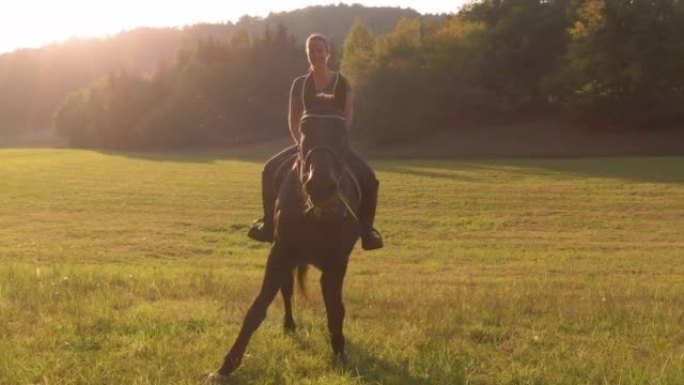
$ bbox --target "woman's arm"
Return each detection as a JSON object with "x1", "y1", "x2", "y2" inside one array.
[{"x1": 289, "y1": 79, "x2": 303, "y2": 143}]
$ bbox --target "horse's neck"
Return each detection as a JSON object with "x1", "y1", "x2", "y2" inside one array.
[
  {"x1": 276, "y1": 156, "x2": 361, "y2": 211},
  {"x1": 276, "y1": 169, "x2": 306, "y2": 211}
]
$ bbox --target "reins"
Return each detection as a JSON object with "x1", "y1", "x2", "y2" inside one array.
[
  {"x1": 337, "y1": 189, "x2": 360, "y2": 222},
  {"x1": 298, "y1": 145, "x2": 360, "y2": 222}
]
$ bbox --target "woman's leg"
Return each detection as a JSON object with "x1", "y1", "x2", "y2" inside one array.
[
  {"x1": 248, "y1": 145, "x2": 298, "y2": 242},
  {"x1": 346, "y1": 151, "x2": 383, "y2": 250}
]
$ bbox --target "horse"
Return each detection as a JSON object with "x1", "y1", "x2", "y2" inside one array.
[{"x1": 205, "y1": 83, "x2": 362, "y2": 384}]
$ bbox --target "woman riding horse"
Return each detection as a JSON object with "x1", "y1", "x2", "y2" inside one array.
[
  {"x1": 248, "y1": 33, "x2": 383, "y2": 251},
  {"x1": 204, "y1": 34, "x2": 382, "y2": 384}
]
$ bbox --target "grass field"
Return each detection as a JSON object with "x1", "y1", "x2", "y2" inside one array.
[{"x1": 1, "y1": 148, "x2": 683, "y2": 385}]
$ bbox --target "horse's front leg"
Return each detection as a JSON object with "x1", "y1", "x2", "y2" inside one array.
[
  {"x1": 214, "y1": 247, "x2": 292, "y2": 377},
  {"x1": 281, "y1": 267, "x2": 296, "y2": 333},
  {"x1": 320, "y1": 265, "x2": 347, "y2": 359}
]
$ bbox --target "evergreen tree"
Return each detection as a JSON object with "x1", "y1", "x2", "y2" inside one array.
[{"x1": 341, "y1": 18, "x2": 377, "y2": 89}]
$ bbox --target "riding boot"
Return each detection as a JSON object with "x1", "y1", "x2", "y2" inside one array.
[
  {"x1": 359, "y1": 179, "x2": 383, "y2": 250},
  {"x1": 248, "y1": 171, "x2": 275, "y2": 243}
]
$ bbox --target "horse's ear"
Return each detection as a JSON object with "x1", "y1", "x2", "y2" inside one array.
[
  {"x1": 333, "y1": 73, "x2": 347, "y2": 111},
  {"x1": 302, "y1": 73, "x2": 316, "y2": 113}
]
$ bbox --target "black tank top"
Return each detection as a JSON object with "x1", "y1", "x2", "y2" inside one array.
[{"x1": 290, "y1": 72, "x2": 350, "y2": 116}]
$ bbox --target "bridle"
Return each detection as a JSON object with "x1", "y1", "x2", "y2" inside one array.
[
  {"x1": 299, "y1": 145, "x2": 347, "y2": 185},
  {"x1": 298, "y1": 139, "x2": 359, "y2": 221}
]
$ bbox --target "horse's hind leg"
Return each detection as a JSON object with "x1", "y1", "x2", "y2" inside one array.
[
  {"x1": 320, "y1": 268, "x2": 347, "y2": 358},
  {"x1": 281, "y1": 269, "x2": 296, "y2": 333},
  {"x1": 216, "y1": 247, "x2": 291, "y2": 376}
]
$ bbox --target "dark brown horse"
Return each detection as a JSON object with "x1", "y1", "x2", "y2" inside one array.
[{"x1": 205, "y1": 106, "x2": 362, "y2": 383}]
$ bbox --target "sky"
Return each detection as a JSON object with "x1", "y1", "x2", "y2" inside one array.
[{"x1": 0, "y1": 1, "x2": 469, "y2": 54}]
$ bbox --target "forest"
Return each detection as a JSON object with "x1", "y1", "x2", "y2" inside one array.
[{"x1": 1, "y1": 0, "x2": 683, "y2": 149}]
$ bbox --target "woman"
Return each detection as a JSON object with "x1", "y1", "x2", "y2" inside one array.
[{"x1": 248, "y1": 33, "x2": 383, "y2": 250}]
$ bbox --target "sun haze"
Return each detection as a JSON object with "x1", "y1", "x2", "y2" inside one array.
[{"x1": 0, "y1": 0, "x2": 466, "y2": 54}]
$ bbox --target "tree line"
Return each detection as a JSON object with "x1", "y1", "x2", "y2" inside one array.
[
  {"x1": 342, "y1": 0, "x2": 684, "y2": 142},
  {"x1": 54, "y1": 26, "x2": 303, "y2": 148},
  {"x1": 54, "y1": 0, "x2": 684, "y2": 148},
  {"x1": 0, "y1": 4, "x2": 416, "y2": 140}
]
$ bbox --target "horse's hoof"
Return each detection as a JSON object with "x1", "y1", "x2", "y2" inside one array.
[
  {"x1": 284, "y1": 322, "x2": 297, "y2": 334},
  {"x1": 332, "y1": 352, "x2": 348, "y2": 367},
  {"x1": 203, "y1": 372, "x2": 230, "y2": 385}
]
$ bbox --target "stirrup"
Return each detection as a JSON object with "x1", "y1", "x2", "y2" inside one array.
[
  {"x1": 361, "y1": 228, "x2": 383, "y2": 250},
  {"x1": 247, "y1": 218, "x2": 273, "y2": 243}
]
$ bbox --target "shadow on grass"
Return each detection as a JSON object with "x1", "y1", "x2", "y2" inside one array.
[
  {"x1": 90, "y1": 138, "x2": 683, "y2": 185},
  {"x1": 97, "y1": 149, "x2": 265, "y2": 164},
  {"x1": 344, "y1": 341, "x2": 436, "y2": 385},
  {"x1": 287, "y1": 333, "x2": 447, "y2": 385},
  {"x1": 508, "y1": 156, "x2": 684, "y2": 184},
  {"x1": 376, "y1": 163, "x2": 482, "y2": 182},
  {"x1": 95, "y1": 138, "x2": 292, "y2": 164},
  {"x1": 374, "y1": 157, "x2": 684, "y2": 185}
]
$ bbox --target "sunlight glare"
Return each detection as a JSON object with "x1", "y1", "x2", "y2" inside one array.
[{"x1": 0, "y1": 0, "x2": 464, "y2": 54}]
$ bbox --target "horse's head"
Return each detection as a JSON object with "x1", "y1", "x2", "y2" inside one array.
[{"x1": 298, "y1": 113, "x2": 349, "y2": 220}]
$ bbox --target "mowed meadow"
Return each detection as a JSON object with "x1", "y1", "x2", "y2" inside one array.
[{"x1": 0, "y1": 148, "x2": 683, "y2": 385}]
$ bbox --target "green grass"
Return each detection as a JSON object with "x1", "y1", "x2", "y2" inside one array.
[{"x1": 1, "y1": 148, "x2": 683, "y2": 385}]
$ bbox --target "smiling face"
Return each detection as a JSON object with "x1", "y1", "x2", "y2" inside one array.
[{"x1": 306, "y1": 36, "x2": 329, "y2": 70}]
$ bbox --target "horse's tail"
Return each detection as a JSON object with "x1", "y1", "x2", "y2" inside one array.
[{"x1": 296, "y1": 263, "x2": 309, "y2": 300}]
